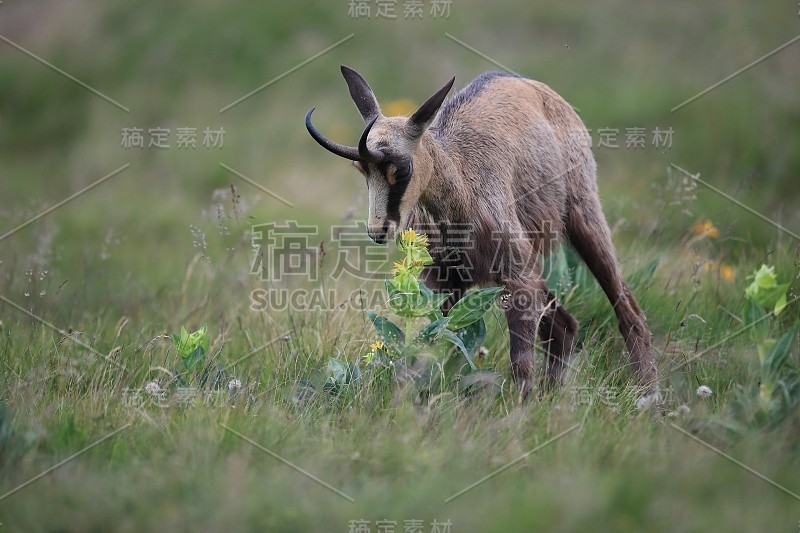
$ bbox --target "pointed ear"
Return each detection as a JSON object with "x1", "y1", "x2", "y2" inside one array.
[
  {"x1": 341, "y1": 65, "x2": 381, "y2": 123},
  {"x1": 407, "y1": 77, "x2": 455, "y2": 138}
]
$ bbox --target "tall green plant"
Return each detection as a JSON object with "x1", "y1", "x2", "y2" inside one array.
[
  {"x1": 366, "y1": 229, "x2": 503, "y2": 369},
  {"x1": 742, "y1": 265, "x2": 795, "y2": 407},
  {"x1": 723, "y1": 264, "x2": 800, "y2": 430},
  {"x1": 328, "y1": 229, "x2": 504, "y2": 395}
]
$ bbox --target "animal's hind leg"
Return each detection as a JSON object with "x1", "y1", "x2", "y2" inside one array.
[
  {"x1": 566, "y1": 196, "x2": 659, "y2": 397},
  {"x1": 538, "y1": 290, "x2": 578, "y2": 391}
]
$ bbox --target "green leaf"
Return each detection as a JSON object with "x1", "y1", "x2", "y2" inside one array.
[
  {"x1": 441, "y1": 347, "x2": 472, "y2": 379},
  {"x1": 762, "y1": 326, "x2": 798, "y2": 377},
  {"x1": 757, "y1": 339, "x2": 776, "y2": 365},
  {"x1": 392, "y1": 270, "x2": 419, "y2": 295},
  {"x1": 173, "y1": 325, "x2": 210, "y2": 361},
  {"x1": 199, "y1": 325, "x2": 210, "y2": 353},
  {"x1": 745, "y1": 264, "x2": 789, "y2": 313},
  {"x1": 326, "y1": 358, "x2": 348, "y2": 383},
  {"x1": 414, "y1": 287, "x2": 450, "y2": 318},
  {"x1": 447, "y1": 286, "x2": 504, "y2": 330},
  {"x1": 346, "y1": 363, "x2": 362, "y2": 384},
  {"x1": 409, "y1": 247, "x2": 434, "y2": 268},
  {"x1": 182, "y1": 346, "x2": 206, "y2": 369},
  {"x1": 457, "y1": 317, "x2": 487, "y2": 358},
  {"x1": 367, "y1": 311, "x2": 404, "y2": 353},
  {"x1": 441, "y1": 329, "x2": 477, "y2": 370},
  {"x1": 385, "y1": 279, "x2": 408, "y2": 316},
  {"x1": 419, "y1": 283, "x2": 451, "y2": 309},
  {"x1": 324, "y1": 358, "x2": 359, "y2": 396},
  {"x1": 414, "y1": 317, "x2": 450, "y2": 345},
  {"x1": 746, "y1": 264, "x2": 778, "y2": 294},
  {"x1": 389, "y1": 279, "x2": 450, "y2": 318},
  {"x1": 385, "y1": 278, "x2": 400, "y2": 298},
  {"x1": 754, "y1": 283, "x2": 790, "y2": 311},
  {"x1": 774, "y1": 291, "x2": 788, "y2": 316},
  {"x1": 744, "y1": 299, "x2": 770, "y2": 342},
  {"x1": 426, "y1": 307, "x2": 444, "y2": 322},
  {"x1": 418, "y1": 283, "x2": 450, "y2": 319}
]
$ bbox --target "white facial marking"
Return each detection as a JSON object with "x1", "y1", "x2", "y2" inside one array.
[{"x1": 366, "y1": 175, "x2": 390, "y2": 238}]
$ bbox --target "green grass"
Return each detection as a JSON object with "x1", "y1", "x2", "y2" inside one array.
[
  {"x1": 1, "y1": 219, "x2": 799, "y2": 531},
  {"x1": 1, "y1": 0, "x2": 800, "y2": 531}
]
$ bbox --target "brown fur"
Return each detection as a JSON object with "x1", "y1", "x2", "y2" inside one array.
[{"x1": 307, "y1": 67, "x2": 660, "y2": 399}]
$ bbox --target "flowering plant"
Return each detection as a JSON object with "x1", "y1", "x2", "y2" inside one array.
[
  {"x1": 363, "y1": 229, "x2": 504, "y2": 384},
  {"x1": 172, "y1": 325, "x2": 210, "y2": 369},
  {"x1": 737, "y1": 264, "x2": 798, "y2": 414}
]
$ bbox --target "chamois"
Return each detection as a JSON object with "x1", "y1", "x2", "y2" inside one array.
[{"x1": 306, "y1": 66, "x2": 659, "y2": 400}]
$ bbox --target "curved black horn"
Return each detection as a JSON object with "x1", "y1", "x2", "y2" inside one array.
[
  {"x1": 305, "y1": 108, "x2": 361, "y2": 161},
  {"x1": 358, "y1": 116, "x2": 385, "y2": 164}
]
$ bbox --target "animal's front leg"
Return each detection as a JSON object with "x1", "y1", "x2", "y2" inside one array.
[{"x1": 502, "y1": 281, "x2": 540, "y2": 398}]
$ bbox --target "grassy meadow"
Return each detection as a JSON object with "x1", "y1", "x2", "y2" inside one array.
[{"x1": 1, "y1": 1, "x2": 799, "y2": 531}]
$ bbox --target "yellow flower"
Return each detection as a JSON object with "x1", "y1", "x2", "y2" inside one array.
[
  {"x1": 383, "y1": 98, "x2": 417, "y2": 117},
  {"x1": 400, "y1": 229, "x2": 428, "y2": 248},
  {"x1": 370, "y1": 340, "x2": 385, "y2": 351},
  {"x1": 693, "y1": 219, "x2": 719, "y2": 238},
  {"x1": 701, "y1": 260, "x2": 735, "y2": 282},
  {"x1": 391, "y1": 260, "x2": 406, "y2": 274},
  {"x1": 719, "y1": 264, "x2": 735, "y2": 282}
]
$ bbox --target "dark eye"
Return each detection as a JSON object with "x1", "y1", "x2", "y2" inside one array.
[{"x1": 396, "y1": 163, "x2": 412, "y2": 180}]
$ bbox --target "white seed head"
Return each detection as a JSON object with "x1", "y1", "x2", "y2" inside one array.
[
  {"x1": 696, "y1": 385, "x2": 713, "y2": 398},
  {"x1": 227, "y1": 378, "x2": 242, "y2": 392},
  {"x1": 144, "y1": 380, "x2": 161, "y2": 396}
]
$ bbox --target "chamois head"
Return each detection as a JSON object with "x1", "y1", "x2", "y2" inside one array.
[{"x1": 306, "y1": 66, "x2": 455, "y2": 243}]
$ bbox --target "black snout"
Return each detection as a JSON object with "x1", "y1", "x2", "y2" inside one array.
[
  {"x1": 368, "y1": 221, "x2": 390, "y2": 244},
  {"x1": 370, "y1": 232, "x2": 387, "y2": 244}
]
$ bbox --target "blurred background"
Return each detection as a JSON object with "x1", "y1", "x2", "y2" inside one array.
[{"x1": 1, "y1": 0, "x2": 798, "y2": 320}]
